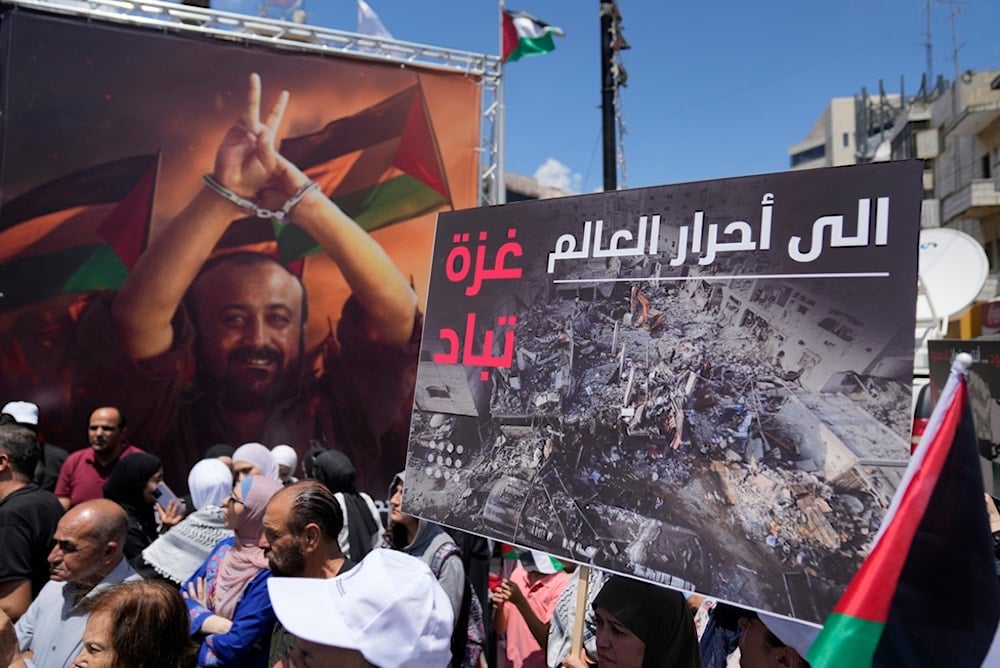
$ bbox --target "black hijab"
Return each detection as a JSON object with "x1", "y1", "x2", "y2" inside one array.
[
  {"x1": 592, "y1": 576, "x2": 702, "y2": 668},
  {"x1": 311, "y1": 450, "x2": 378, "y2": 560},
  {"x1": 302, "y1": 444, "x2": 328, "y2": 479},
  {"x1": 203, "y1": 443, "x2": 235, "y2": 460},
  {"x1": 103, "y1": 452, "x2": 162, "y2": 557}
]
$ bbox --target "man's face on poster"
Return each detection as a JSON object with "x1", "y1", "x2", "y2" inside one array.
[{"x1": 191, "y1": 257, "x2": 304, "y2": 409}]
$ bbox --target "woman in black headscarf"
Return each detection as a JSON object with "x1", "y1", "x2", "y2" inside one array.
[
  {"x1": 309, "y1": 449, "x2": 383, "y2": 560},
  {"x1": 301, "y1": 443, "x2": 327, "y2": 479},
  {"x1": 563, "y1": 575, "x2": 702, "y2": 668},
  {"x1": 102, "y1": 452, "x2": 167, "y2": 561}
]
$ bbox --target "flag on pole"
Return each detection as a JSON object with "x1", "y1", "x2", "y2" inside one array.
[
  {"x1": 357, "y1": 0, "x2": 393, "y2": 39},
  {"x1": 808, "y1": 353, "x2": 1000, "y2": 667},
  {"x1": 502, "y1": 10, "x2": 564, "y2": 62}
]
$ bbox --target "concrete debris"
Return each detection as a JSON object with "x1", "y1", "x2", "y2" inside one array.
[{"x1": 408, "y1": 266, "x2": 911, "y2": 622}]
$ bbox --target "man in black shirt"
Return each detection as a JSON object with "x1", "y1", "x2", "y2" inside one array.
[
  {"x1": 0, "y1": 424, "x2": 65, "y2": 620},
  {"x1": 0, "y1": 401, "x2": 68, "y2": 493}
]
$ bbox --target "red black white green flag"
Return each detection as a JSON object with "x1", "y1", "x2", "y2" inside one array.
[
  {"x1": 218, "y1": 83, "x2": 451, "y2": 264},
  {"x1": 502, "y1": 10, "x2": 564, "y2": 63},
  {"x1": 808, "y1": 354, "x2": 1000, "y2": 666},
  {"x1": 0, "y1": 154, "x2": 158, "y2": 312}
]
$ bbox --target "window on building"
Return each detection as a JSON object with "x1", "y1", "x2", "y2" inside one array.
[
  {"x1": 790, "y1": 144, "x2": 826, "y2": 167},
  {"x1": 843, "y1": 132, "x2": 850, "y2": 147},
  {"x1": 983, "y1": 154, "x2": 992, "y2": 179}
]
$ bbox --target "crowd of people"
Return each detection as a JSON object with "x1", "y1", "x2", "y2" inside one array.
[
  {"x1": 0, "y1": 71, "x2": 827, "y2": 668},
  {"x1": 0, "y1": 400, "x2": 821, "y2": 668}
]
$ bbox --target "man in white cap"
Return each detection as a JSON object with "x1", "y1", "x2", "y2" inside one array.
[
  {"x1": 737, "y1": 610, "x2": 818, "y2": 668},
  {"x1": 0, "y1": 401, "x2": 68, "y2": 493},
  {"x1": 267, "y1": 548, "x2": 454, "y2": 668}
]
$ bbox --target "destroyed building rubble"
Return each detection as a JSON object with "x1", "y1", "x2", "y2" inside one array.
[{"x1": 407, "y1": 237, "x2": 913, "y2": 624}]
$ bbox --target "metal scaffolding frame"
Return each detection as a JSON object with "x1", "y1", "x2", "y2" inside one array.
[{"x1": 0, "y1": 0, "x2": 505, "y2": 204}]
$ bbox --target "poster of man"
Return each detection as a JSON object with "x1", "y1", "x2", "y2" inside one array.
[
  {"x1": 404, "y1": 161, "x2": 922, "y2": 623},
  {"x1": 0, "y1": 9, "x2": 482, "y2": 493}
]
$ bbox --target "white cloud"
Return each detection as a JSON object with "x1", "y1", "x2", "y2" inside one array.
[{"x1": 534, "y1": 158, "x2": 581, "y2": 194}]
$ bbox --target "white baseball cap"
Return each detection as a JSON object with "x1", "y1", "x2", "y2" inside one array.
[
  {"x1": 758, "y1": 611, "x2": 822, "y2": 661},
  {"x1": 267, "y1": 549, "x2": 454, "y2": 668},
  {"x1": 1, "y1": 401, "x2": 38, "y2": 426}
]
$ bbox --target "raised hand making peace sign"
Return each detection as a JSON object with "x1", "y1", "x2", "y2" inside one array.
[{"x1": 212, "y1": 73, "x2": 289, "y2": 200}]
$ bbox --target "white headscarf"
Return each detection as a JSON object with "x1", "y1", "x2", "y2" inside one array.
[
  {"x1": 232, "y1": 442, "x2": 279, "y2": 481},
  {"x1": 188, "y1": 458, "x2": 234, "y2": 511},
  {"x1": 271, "y1": 444, "x2": 298, "y2": 474}
]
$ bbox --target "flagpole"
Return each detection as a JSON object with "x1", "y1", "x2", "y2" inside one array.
[{"x1": 496, "y1": 0, "x2": 507, "y2": 205}]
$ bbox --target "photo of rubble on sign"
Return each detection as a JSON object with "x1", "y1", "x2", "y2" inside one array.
[{"x1": 405, "y1": 161, "x2": 922, "y2": 624}]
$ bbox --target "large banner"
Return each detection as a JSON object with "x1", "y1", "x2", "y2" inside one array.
[
  {"x1": 0, "y1": 9, "x2": 482, "y2": 494},
  {"x1": 406, "y1": 161, "x2": 922, "y2": 623},
  {"x1": 929, "y1": 339, "x2": 1000, "y2": 498}
]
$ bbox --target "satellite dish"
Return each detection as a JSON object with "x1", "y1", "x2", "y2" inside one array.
[{"x1": 916, "y1": 227, "x2": 989, "y2": 326}]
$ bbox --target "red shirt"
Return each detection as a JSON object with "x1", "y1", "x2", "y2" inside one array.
[
  {"x1": 503, "y1": 564, "x2": 571, "y2": 668},
  {"x1": 54, "y1": 444, "x2": 146, "y2": 506}
]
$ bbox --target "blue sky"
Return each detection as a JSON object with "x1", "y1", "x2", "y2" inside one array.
[{"x1": 209, "y1": 0, "x2": 1000, "y2": 194}]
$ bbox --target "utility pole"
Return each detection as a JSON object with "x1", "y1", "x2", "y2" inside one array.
[
  {"x1": 923, "y1": 0, "x2": 934, "y2": 88},
  {"x1": 600, "y1": 2, "x2": 617, "y2": 192},
  {"x1": 600, "y1": 2, "x2": 629, "y2": 192}
]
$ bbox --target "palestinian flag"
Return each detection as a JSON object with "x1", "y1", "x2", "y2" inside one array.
[
  {"x1": 0, "y1": 154, "x2": 158, "y2": 312},
  {"x1": 217, "y1": 83, "x2": 451, "y2": 264},
  {"x1": 808, "y1": 355, "x2": 1000, "y2": 667},
  {"x1": 501, "y1": 545, "x2": 564, "y2": 573},
  {"x1": 521, "y1": 549, "x2": 565, "y2": 574},
  {"x1": 502, "y1": 10, "x2": 564, "y2": 63}
]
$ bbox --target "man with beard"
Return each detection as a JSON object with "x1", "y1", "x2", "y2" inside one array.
[
  {"x1": 258, "y1": 480, "x2": 354, "y2": 667},
  {"x1": 71, "y1": 73, "x2": 419, "y2": 492}
]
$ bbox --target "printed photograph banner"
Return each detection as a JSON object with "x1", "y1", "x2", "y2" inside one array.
[
  {"x1": 0, "y1": 9, "x2": 482, "y2": 495},
  {"x1": 928, "y1": 339, "x2": 1000, "y2": 498},
  {"x1": 406, "y1": 161, "x2": 922, "y2": 623}
]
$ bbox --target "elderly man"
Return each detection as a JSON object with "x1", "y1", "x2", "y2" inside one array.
[
  {"x1": 0, "y1": 425, "x2": 64, "y2": 621},
  {"x1": 13, "y1": 499, "x2": 139, "y2": 668},
  {"x1": 73, "y1": 73, "x2": 419, "y2": 493},
  {"x1": 54, "y1": 407, "x2": 145, "y2": 509},
  {"x1": 259, "y1": 480, "x2": 354, "y2": 667},
  {"x1": 268, "y1": 548, "x2": 453, "y2": 668}
]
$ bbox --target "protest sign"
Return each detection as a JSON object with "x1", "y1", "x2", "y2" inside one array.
[{"x1": 406, "y1": 161, "x2": 922, "y2": 623}]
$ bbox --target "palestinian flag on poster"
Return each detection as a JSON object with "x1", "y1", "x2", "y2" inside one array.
[
  {"x1": 502, "y1": 10, "x2": 564, "y2": 62},
  {"x1": 0, "y1": 154, "x2": 158, "y2": 312},
  {"x1": 218, "y1": 83, "x2": 451, "y2": 264},
  {"x1": 808, "y1": 356, "x2": 1000, "y2": 667}
]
